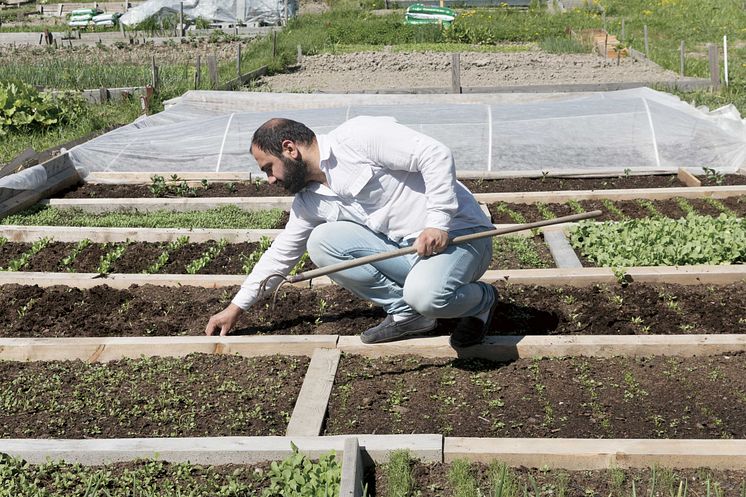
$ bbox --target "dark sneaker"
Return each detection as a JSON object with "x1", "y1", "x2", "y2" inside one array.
[
  {"x1": 361, "y1": 314, "x2": 438, "y2": 344},
  {"x1": 449, "y1": 284, "x2": 499, "y2": 348}
]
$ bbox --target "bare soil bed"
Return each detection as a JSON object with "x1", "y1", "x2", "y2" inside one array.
[
  {"x1": 2, "y1": 282, "x2": 744, "y2": 338},
  {"x1": 0, "y1": 236, "x2": 553, "y2": 273},
  {"x1": 372, "y1": 463, "x2": 746, "y2": 497},
  {"x1": 54, "y1": 174, "x2": 746, "y2": 199},
  {"x1": 325, "y1": 353, "x2": 746, "y2": 438},
  {"x1": 254, "y1": 50, "x2": 688, "y2": 92},
  {"x1": 488, "y1": 196, "x2": 745, "y2": 223},
  {"x1": 0, "y1": 353, "x2": 307, "y2": 438}
]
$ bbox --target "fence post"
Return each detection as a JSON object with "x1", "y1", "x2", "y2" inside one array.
[
  {"x1": 621, "y1": 18, "x2": 625, "y2": 40},
  {"x1": 708, "y1": 43, "x2": 720, "y2": 89},
  {"x1": 643, "y1": 24, "x2": 649, "y2": 58},
  {"x1": 207, "y1": 54, "x2": 218, "y2": 89},
  {"x1": 272, "y1": 31, "x2": 277, "y2": 58},
  {"x1": 179, "y1": 2, "x2": 185, "y2": 37},
  {"x1": 150, "y1": 55, "x2": 158, "y2": 91},
  {"x1": 296, "y1": 44, "x2": 302, "y2": 64},
  {"x1": 723, "y1": 35, "x2": 729, "y2": 87},
  {"x1": 236, "y1": 43, "x2": 242, "y2": 79},
  {"x1": 679, "y1": 40, "x2": 685, "y2": 76},
  {"x1": 451, "y1": 53, "x2": 461, "y2": 94},
  {"x1": 195, "y1": 54, "x2": 201, "y2": 89}
]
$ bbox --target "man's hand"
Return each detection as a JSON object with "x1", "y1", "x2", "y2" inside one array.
[
  {"x1": 205, "y1": 303, "x2": 244, "y2": 336},
  {"x1": 413, "y1": 227, "x2": 449, "y2": 257}
]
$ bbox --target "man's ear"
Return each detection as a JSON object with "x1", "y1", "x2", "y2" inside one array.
[{"x1": 281, "y1": 139, "x2": 298, "y2": 159}]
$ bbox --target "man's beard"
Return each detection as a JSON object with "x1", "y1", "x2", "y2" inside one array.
[{"x1": 281, "y1": 155, "x2": 309, "y2": 194}]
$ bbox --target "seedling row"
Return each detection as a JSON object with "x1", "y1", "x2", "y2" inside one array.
[
  {"x1": 2, "y1": 281, "x2": 744, "y2": 338},
  {"x1": 0, "y1": 235, "x2": 553, "y2": 274},
  {"x1": 56, "y1": 172, "x2": 746, "y2": 199}
]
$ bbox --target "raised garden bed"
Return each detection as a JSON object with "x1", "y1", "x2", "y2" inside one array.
[
  {"x1": 326, "y1": 353, "x2": 746, "y2": 439},
  {"x1": 0, "y1": 353, "x2": 307, "y2": 438},
  {"x1": 0, "y1": 235, "x2": 554, "y2": 274},
  {"x1": 2, "y1": 281, "x2": 744, "y2": 338},
  {"x1": 373, "y1": 453, "x2": 746, "y2": 497},
  {"x1": 54, "y1": 173, "x2": 746, "y2": 199}
]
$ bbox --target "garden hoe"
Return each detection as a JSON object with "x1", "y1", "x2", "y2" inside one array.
[{"x1": 258, "y1": 210, "x2": 603, "y2": 309}]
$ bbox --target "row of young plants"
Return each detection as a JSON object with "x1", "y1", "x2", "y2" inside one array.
[
  {"x1": 0, "y1": 234, "x2": 551, "y2": 274},
  {"x1": 0, "y1": 443, "x2": 341, "y2": 497},
  {"x1": 570, "y1": 213, "x2": 746, "y2": 267},
  {"x1": 379, "y1": 450, "x2": 746, "y2": 497},
  {"x1": 489, "y1": 196, "x2": 744, "y2": 224}
]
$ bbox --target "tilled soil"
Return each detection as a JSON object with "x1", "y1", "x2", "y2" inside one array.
[
  {"x1": 0, "y1": 353, "x2": 307, "y2": 438},
  {"x1": 53, "y1": 174, "x2": 746, "y2": 198},
  {"x1": 255, "y1": 50, "x2": 687, "y2": 92},
  {"x1": 325, "y1": 353, "x2": 746, "y2": 438},
  {"x1": 1, "y1": 282, "x2": 744, "y2": 337},
  {"x1": 373, "y1": 463, "x2": 746, "y2": 497},
  {"x1": 0, "y1": 236, "x2": 552, "y2": 273},
  {"x1": 488, "y1": 196, "x2": 745, "y2": 223}
]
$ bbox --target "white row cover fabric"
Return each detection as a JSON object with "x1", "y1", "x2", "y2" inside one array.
[
  {"x1": 68, "y1": 88, "x2": 746, "y2": 177},
  {"x1": 120, "y1": 0, "x2": 297, "y2": 26}
]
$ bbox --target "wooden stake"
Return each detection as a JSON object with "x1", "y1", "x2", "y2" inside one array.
[
  {"x1": 194, "y1": 54, "x2": 201, "y2": 89},
  {"x1": 677, "y1": 167, "x2": 701, "y2": 188},
  {"x1": 179, "y1": 1, "x2": 184, "y2": 36},
  {"x1": 451, "y1": 52, "x2": 461, "y2": 94},
  {"x1": 708, "y1": 43, "x2": 720, "y2": 89},
  {"x1": 150, "y1": 55, "x2": 158, "y2": 90},
  {"x1": 207, "y1": 54, "x2": 218, "y2": 89},
  {"x1": 272, "y1": 31, "x2": 277, "y2": 58},
  {"x1": 296, "y1": 44, "x2": 302, "y2": 64},
  {"x1": 236, "y1": 43, "x2": 241, "y2": 78},
  {"x1": 621, "y1": 18, "x2": 625, "y2": 40},
  {"x1": 119, "y1": 20, "x2": 125, "y2": 38},
  {"x1": 643, "y1": 24, "x2": 649, "y2": 58}
]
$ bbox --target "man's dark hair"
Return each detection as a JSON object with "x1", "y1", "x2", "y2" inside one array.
[{"x1": 251, "y1": 118, "x2": 316, "y2": 158}]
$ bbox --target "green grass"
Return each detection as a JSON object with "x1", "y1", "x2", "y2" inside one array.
[
  {"x1": 1, "y1": 205, "x2": 286, "y2": 229},
  {"x1": 385, "y1": 450, "x2": 416, "y2": 497},
  {"x1": 0, "y1": 99, "x2": 140, "y2": 164},
  {"x1": 540, "y1": 35, "x2": 591, "y2": 54}
]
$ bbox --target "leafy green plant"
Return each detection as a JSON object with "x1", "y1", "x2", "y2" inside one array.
[
  {"x1": 569, "y1": 214, "x2": 746, "y2": 267},
  {"x1": 535, "y1": 202, "x2": 556, "y2": 220},
  {"x1": 149, "y1": 174, "x2": 200, "y2": 197},
  {"x1": 144, "y1": 236, "x2": 190, "y2": 274},
  {"x1": 186, "y1": 238, "x2": 228, "y2": 274},
  {"x1": 494, "y1": 202, "x2": 527, "y2": 224},
  {"x1": 566, "y1": 199, "x2": 586, "y2": 215},
  {"x1": 702, "y1": 167, "x2": 725, "y2": 186},
  {"x1": 262, "y1": 442, "x2": 341, "y2": 497},
  {"x1": 241, "y1": 236, "x2": 273, "y2": 274},
  {"x1": 2, "y1": 237, "x2": 51, "y2": 271},
  {"x1": 0, "y1": 81, "x2": 85, "y2": 136},
  {"x1": 290, "y1": 251, "x2": 312, "y2": 276},
  {"x1": 675, "y1": 197, "x2": 696, "y2": 216},
  {"x1": 96, "y1": 241, "x2": 130, "y2": 274},
  {"x1": 601, "y1": 199, "x2": 629, "y2": 221},
  {"x1": 60, "y1": 238, "x2": 92, "y2": 271}
]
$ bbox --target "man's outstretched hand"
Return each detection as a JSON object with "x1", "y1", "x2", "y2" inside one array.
[
  {"x1": 205, "y1": 303, "x2": 243, "y2": 336},
  {"x1": 414, "y1": 227, "x2": 449, "y2": 257}
]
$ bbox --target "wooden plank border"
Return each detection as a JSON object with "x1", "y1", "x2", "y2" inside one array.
[
  {"x1": 0, "y1": 434, "x2": 442, "y2": 465},
  {"x1": 340, "y1": 438, "x2": 364, "y2": 497},
  {"x1": 542, "y1": 229, "x2": 582, "y2": 268},
  {"x1": 444, "y1": 438, "x2": 746, "y2": 470},
  {"x1": 39, "y1": 185, "x2": 746, "y2": 213},
  {"x1": 2, "y1": 265, "x2": 743, "y2": 289},
  {"x1": 0, "y1": 336, "x2": 338, "y2": 362},
  {"x1": 286, "y1": 348, "x2": 341, "y2": 436},
  {"x1": 337, "y1": 335, "x2": 746, "y2": 360},
  {"x1": 0, "y1": 225, "x2": 281, "y2": 243}
]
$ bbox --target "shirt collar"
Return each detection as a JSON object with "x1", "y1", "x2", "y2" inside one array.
[{"x1": 317, "y1": 134, "x2": 332, "y2": 167}]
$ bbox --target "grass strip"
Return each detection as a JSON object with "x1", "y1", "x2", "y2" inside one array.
[
  {"x1": 569, "y1": 214, "x2": 746, "y2": 267},
  {"x1": 2, "y1": 205, "x2": 286, "y2": 229}
]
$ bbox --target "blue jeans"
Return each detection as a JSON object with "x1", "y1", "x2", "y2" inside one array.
[{"x1": 306, "y1": 221, "x2": 494, "y2": 319}]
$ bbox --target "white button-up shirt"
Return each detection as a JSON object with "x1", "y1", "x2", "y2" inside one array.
[{"x1": 231, "y1": 116, "x2": 491, "y2": 310}]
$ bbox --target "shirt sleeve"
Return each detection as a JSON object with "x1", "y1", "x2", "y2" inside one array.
[
  {"x1": 343, "y1": 116, "x2": 458, "y2": 231},
  {"x1": 231, "y1": 196, "x2": 320, "y2": 310}
]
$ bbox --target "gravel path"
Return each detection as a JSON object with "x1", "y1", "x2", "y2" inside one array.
[{"x1": 256, "y1": 49, "x2": 687, "y2": 92}]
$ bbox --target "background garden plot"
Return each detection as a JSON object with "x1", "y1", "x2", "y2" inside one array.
[{"x1": 66, "y1": 87, "x2": 746, "y2": 176}]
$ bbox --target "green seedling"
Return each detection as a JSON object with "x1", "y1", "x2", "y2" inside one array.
[
  {"x1": 2, "y1": 237, "x2": 51, "y2": 271},
  {"x1": 60, "y1": 238, "x2": 92, "y2": 271},
  {"x1": 96, "y1": 241, "x2": 130, "y2": 275},
  {"x1": 185, "y1": 238, "x2": 228, "y2": 274},
  {"x1": 144, "y1": 236, "x2": 190, "y2": 274}
]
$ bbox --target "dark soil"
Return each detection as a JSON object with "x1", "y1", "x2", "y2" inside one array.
[
  {"x1": 54, "y1": 174, "x2": 746, "y2": 198},
  {"x1": 488, "y1": 196, "x2": 745, "y2": 223},
  {"x1": 373, "y1": 462, "x2": 746, "y2": 497},
  {"x1": 0, "y1": 238, "x2": 553, "y2": 274},
  {"x1": 0, "y1": 353, "x2": 307, "y2": 438},
  {"x1": 326, "y1": 353, "x2": 746, "y2": 438},
  {"x1": 1, "y1": 281, "x2": 744, "y2": 338}
]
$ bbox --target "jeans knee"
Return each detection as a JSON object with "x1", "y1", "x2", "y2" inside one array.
[
  {"x1": 306, "y1": 223, "x2": 337, "y2": 267},
  {"x1": 403, "y1": 280, "x2": 448, "y2": 317}
]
